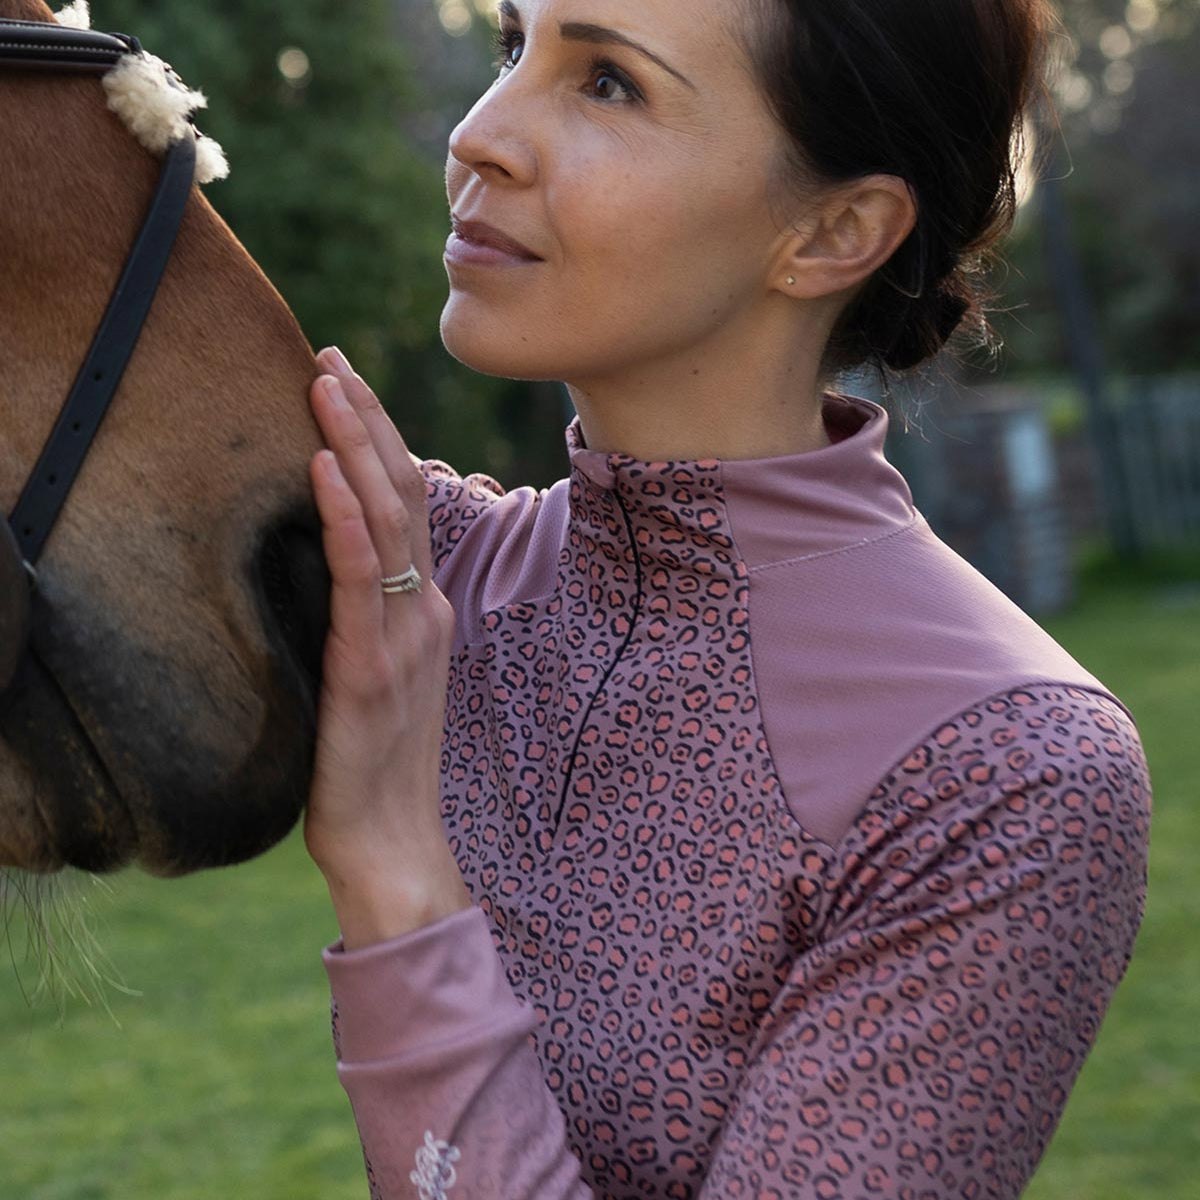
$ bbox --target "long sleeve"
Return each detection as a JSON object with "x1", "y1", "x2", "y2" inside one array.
[
  {"x1": 325, "y1": 687, "x2": 1150, "y2": 1199},
  {"x1": 699, "y1": 689, "x2": 1151, "y2": 1199},
  {"x1": 325, "y1": 908, "x2": 591, "y2": 1199}
]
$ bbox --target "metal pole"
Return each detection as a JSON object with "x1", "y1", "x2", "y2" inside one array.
[{"x1": 1035, "y1": 118, "x2": 1141, "y2": 558}]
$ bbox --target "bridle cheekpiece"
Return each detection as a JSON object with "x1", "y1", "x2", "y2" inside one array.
[{"x1": 1, "y1": 9, "x2": 222, "y2": 692}]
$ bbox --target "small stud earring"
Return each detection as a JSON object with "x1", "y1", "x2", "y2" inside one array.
[{"x1": 786, "y1": 276, "x2": 796, "y2": 286}]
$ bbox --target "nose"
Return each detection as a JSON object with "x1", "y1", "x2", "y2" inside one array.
[
  {"x1": 447, "y1": 77, "x2": 538, "y2": 188},
  {"x1": 255, "y1": 506, "x2": 330, "y2": 710}
]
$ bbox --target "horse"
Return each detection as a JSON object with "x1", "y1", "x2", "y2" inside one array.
[{"x1": 0, "y1": 0, "x2": 331, "y2": 877}]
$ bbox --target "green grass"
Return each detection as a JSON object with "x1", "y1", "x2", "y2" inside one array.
[
  {"x1": 0, "y1": 837, "x2": 365, "y2": 1199},
  {"x1": 1, "y1": 554, "x2": 1196, "y2": 1198},
  {"x1": 1023, "y1": 552, "x2": 1200, "y2": 1199}
]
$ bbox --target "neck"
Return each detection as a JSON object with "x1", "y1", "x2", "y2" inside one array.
[
  {"x1": 0, "y1": 55, "x2": 162, "y2": 490},
  {"x1": 0, "y1": 53, "x2": 319, "y2": 513},
  {"x1": 565, "y1": 293, "x2": 838, "y2": 463}
]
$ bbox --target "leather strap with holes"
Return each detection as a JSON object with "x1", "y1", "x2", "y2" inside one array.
[{"x1": 8, "y1": 132, "x2": 196, "y2": 562}]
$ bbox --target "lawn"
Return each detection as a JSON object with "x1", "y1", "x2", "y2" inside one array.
[
  {"x1": 1023, "y1": 555, "x2": 1200, "y2": 1199},
  {"x1": 1, "y1": 557, "x2": 1196, "y2": 1199},
  {"x1": 0, "y1": 829, "x2": 365, "y2": 1199}
]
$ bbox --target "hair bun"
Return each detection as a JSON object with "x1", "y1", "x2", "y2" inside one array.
[
  {"x1": 758, "y1": 0, "x2": 1052, "y2": 376},
  {"x1": 933, "y1": 289, "x2": 971, "y2": 342},
  {"x1": 877, "y1": 281, "x2": 974, "y2": 372}
]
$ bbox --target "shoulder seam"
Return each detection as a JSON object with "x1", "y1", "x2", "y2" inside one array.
[
  {"x1": 822, "y1": 679, "x2": 1133, "y2": 854},
  {"x1": 452, "y1": 587, "x2": 563, "y2": 655},
  {"x1": 745, "y1": 512, "x2": 923, "y2": 577}
]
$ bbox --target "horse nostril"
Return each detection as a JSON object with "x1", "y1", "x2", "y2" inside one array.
[{"x1": 257, "y1": 512, "x2": 331, "y2": 705}]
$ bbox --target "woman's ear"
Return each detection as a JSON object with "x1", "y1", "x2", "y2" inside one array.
[{"x1": 773, "y1": 175, "x2": 917, "y2": 300}]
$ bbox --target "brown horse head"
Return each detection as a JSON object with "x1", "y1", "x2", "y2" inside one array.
[{"x1": 0, "y1": 0, "x2": 330, "y2": 874}]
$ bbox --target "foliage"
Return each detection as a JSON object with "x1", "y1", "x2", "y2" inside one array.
[
  {"x1": 91, "y1": 0, "x2": 515, "y2": 472},
  {"x1": 996, "y1": 0, "x2": 1200, "y2": 378}
]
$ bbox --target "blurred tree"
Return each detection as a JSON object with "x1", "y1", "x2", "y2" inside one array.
[
  {"x1": 398, "y1": 0, "x2": 574, "y2": 486},
  {"x1": 92, "y1": 0, "x2": 515, "y2": 470},
  {"x1": 996, "y1": 0, "x2": 1199, "y2": 377},
  {"x1": 95, "y1": 0, "x2": 1200, "y2": 476}
]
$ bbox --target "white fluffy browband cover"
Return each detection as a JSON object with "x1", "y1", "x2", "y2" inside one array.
[
  {"x1": 53, "y1": 1, "x2": 89, "y2": 29},
  {"x1": 102, "y1": 54, "x2": 229, "y2": 183},
  {"x1": 53, "y1": 3, "x2": 229, "y2": 184}
]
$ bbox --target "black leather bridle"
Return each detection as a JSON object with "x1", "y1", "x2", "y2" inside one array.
[{"x1": 1, "y1": 17, "x2": 198, "y2": 692}]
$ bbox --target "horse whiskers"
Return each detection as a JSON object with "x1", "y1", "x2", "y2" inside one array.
[{"x1": 0, "y1": 858, "x2": 139, "y2": 1021}]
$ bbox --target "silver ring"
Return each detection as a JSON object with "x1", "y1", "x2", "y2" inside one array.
[{"x1": 381, "y1": 565, "x2": 423, "y2": 595}]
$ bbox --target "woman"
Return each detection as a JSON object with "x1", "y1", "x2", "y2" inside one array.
[{"x1": 303, "y1": 1, "x2": 1150, "y2": 1196}]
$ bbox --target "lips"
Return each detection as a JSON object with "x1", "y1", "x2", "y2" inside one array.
[{"x1": 450, "y1": 215, "x2": 542, "y2": 262}]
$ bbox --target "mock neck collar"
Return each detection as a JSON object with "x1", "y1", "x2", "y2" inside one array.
[
  {"x1": 566, "y1": 393, "x2": 878, "y2": 486},
  {"x1": 563, "y1": 394, "x2": 917, "y2": 571}
]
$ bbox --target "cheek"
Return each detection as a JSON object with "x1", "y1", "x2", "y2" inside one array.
[
  {"x1": 554, "y1": 145, "x2": 774, "y2": 295},
  {"x1": 440, "y1": 130, "x2": 780, "y2": 377}
]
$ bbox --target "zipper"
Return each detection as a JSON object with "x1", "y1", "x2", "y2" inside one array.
[{"x1": 551, "y1": 484, "x2": 645, "y2": 833}]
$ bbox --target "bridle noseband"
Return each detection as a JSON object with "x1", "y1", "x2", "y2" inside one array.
[{"x1": 1, "y1": 17, "x2": 198, "y2": 693}]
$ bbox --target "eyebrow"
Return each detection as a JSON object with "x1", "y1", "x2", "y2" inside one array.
[{"x1": 498, "y1": 2, "x2": 697, "y2": 92}]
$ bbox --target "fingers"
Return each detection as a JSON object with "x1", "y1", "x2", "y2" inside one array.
[
  {"x1": 315, "y1": 348, "x2": 434, "y2": 582},
  {"x1": 317, "y1": 347, "x2": 425, "y2": 476},
  {"x1": 310, "y1": 449, "x2": 385, "y2": 652},
  {"x1": 311, "y1": 375, "x2": 417, "y2": 585}
]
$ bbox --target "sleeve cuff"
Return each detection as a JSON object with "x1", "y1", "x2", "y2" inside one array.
[{"x1": 323, "y1": 905, "x2": 526, "y2": 1064}]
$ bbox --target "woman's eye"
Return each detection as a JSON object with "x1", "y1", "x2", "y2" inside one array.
[
  {"x1": 491, "y1": 34, "x2": 639, "y2": 104},
  {"x1": 589, "y1": 62, "x2": 639, "y2": 104},
  {"x1": 494, "y1": 30, "x2": 524, "y2": 71}
]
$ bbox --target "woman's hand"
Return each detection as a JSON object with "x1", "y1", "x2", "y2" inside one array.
[{"x1": 304, "y1": 347, "x2": 471, "y2": 949}]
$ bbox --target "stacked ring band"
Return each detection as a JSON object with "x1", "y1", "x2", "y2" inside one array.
[{"x1": 381, "y1": 566, "x2": 423, "y2": 595}]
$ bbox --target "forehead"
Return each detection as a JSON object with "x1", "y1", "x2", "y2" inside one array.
[{"x1": 502, "y1": 0, "x2": 742, "y2": 48}]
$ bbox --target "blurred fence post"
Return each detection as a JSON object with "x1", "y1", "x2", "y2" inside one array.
[
  {"x1": 1035, "y1": 120, "x2": 1141, "y2": 559},
  {"x1": 881, "y1": 382, "x2": 1075, "y2": 615},
  {"x1": 1110, "y1": 375, "x2": 1200, "y2": 550}
]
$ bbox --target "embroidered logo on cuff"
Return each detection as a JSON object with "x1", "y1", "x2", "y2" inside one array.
[{"x1": 411, "y1": 1131, "x2": 463, "y2": 1200}]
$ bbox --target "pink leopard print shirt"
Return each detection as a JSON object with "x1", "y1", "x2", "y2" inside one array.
[{"x1": 325, "y1": 395, "x2": 1150, "y2": 1200}]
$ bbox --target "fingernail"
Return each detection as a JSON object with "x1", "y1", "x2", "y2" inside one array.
[
  {"x1": 322, "y1": 376, "x2": 349, "y2": 408},
  {"x1": 324, "y1": 346, "x2": 353, "y2": 376}
]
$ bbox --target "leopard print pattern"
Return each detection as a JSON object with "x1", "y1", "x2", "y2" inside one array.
[
  {"x1": 418, "y1": 452, "x2": 1150, "y2": 1200},
  {"x1": 702, "y1": 687, "x2": 1149, "y2": 1199}
]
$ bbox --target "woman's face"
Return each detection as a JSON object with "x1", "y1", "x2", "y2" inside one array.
[{"x1": 441, "y1": 0, "x2": 796, "y2": 386}]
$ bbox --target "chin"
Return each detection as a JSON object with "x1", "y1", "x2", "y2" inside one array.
[{"x1": 440, "y1": 293, "x2": 554, "y2": 382}]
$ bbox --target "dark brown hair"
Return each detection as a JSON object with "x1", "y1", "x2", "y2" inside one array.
[{"x1": 748, "y1": 0, "x2": 1054, "y2": 373}]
